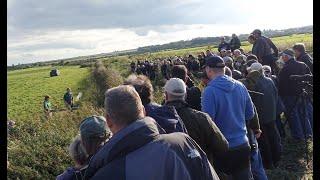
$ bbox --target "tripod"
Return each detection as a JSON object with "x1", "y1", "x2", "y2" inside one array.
[{"x1": 283, "y1": 84, "x2": 312, "y2": 166}]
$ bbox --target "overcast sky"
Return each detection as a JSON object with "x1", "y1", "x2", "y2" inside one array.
[{"x1": 8, "y1": 0, "x2": 313, "y2": 65}]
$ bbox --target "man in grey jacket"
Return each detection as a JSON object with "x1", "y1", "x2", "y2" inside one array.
[{"x1": 84, "y1": 85, "x2": 220, "y2": 180}]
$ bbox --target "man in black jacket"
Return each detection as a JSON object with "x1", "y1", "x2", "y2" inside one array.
[
  {"x1": 292, "y1": 43, "x2": 313, "y2": 73},
  {"x1": 229, "y1": 34, "x2": 241, "y2": 52},
  {"x1": 218, "y1": 36, "x2": 231, "y2": 52},
  {"x1": 278, "y1": 49, "x2": 313, "y2": 140},
  {"x1": 251, "y1": 29, "x2": 278, "y2": 74},
  {"x1": 171, "y1": 65, "x2": 202, "y2": 111},
  {"x1": 164, "y1": 78, "x2": 228, "y2": 178}
]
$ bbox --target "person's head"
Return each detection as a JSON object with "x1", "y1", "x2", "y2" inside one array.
[
  {"x1": 248, "y1": 34, "x2": 255, "y2": 44},
  {"x1": 124, "y1": 74, "x2": 154, "y2": 105},
  {"x1": 251, "y1": 29, "x2": 262, "y2": 38},
  {"x1": 226, "y1": 50, "x2": 232, "y2": 57},
  {"x1": 292, "y1": 43, "x2": 306, "y2": 58},
  {"x1": 79, "y1": 115, "x2": 111, "y2": 156},
  {"x1": 247, "y1": 62, "x2": 263, "y2": 74},
  {"x1": 220, "y1": 49, "x2": 227, "y2": 57},
  {"x1": 220, "y1": 36, "x2": 225, "y2": 43},
  {"x1": 246, "y1": 54, "x2": 258, "y2": 61},
  {"x1": 280, "y1": 49, "x2": 294, "y2": 62},
  {"x1": 201, "y1": 52, "x2": 206, "y2": 56},
  {"x1": 69, "y1": 135, "x2": 89, "y2": 168},
  {"x1": 232, "y1": 34, "x2": 237, "y2": 38},
  {"x1": 224, "y1": 66, "x2": 232, "y2": 77},
  {"x1": 233, "y1": 49, "x2": 241, "y2": 57},
  {"x1": 223, "y1": 56, "x2": 234, "y2": 69},
  {"x1": 44, "y1": 95, "x2": 50, "y2": 101},
  {"x1": 206, "y1": 49, "x2": 212, "y2": 56},
  {"x1": 204, "y1": 56, "x2": 226, "y2": 80},
  {"x1": 104, "y1": 85, "x2": 145, "y2": 134},
  {"x1": 171, "y1": 65, "x2": 188, "y2": 82},
  {"x1": 66, "y1": 88, "x2": 71, "y2": 92},
  {"x1": 164, "y1": 78, "x2": 187, "y2": 102},
  {"x1": 262, "y1": 65, "x2": 272, "y2": 77}
]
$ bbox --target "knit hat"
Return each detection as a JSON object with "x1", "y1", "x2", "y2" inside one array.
[
  {"x1": 80, "y1": 115, "x2": 111, "y2": 139},
  {"x1": 164, "y1": 78, "x2": 186, "y2": 96}
]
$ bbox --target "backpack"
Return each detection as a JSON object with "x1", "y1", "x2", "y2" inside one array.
[{"x1": 145, "y1": 103, "x2": 188, "y2": 134}]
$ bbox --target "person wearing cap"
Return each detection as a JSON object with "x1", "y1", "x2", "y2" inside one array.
[
  {"x1": 124, "y1": 74, "x2": 187, "y2": 133},
  {"x1": 239, "y1": 62, "x2": 282, "y2": 169},
  {"x1": 292, "y1": 43, "x2": 313, "y2": 73},
  {"x1": 79, "y1": 115, "x2": 112, "y2": 157},
  {"x1": 201, "y1": 56, "x2": 255, "y2": 179},
  {"x1": 218, "y1": 36, "x2": 231, "y2": 52},
  {"x1": 84, "y1": 85, "x2": 220, "y2": 180},
  {"x1": 163, "y1": 78, "x2": 229, "y2": 176},
  {"x1": 56, "y1": 135, "x2": 89, "y2": 180},
  {"x1": 251, "y1": 29, "x2": 279, "y2": 73},
  {"x1": 278, "y1": 49, "x2": 313, "y2": 140},
  {"x1": 229, "y1": 34, "x2": 241, "y2": 52}
]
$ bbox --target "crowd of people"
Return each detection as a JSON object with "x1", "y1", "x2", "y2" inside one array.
[{"x1": 57, "y1": 29, "x2": 313, "y2": 180}]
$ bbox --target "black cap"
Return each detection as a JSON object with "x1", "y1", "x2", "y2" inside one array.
[
  {"x1": 204, "y1": 56, "x2": 225, "y2": 68},
  {"x1": 280, "y1": 49, "x2": 294, "y2": 57},
  {"x1": 251, "y1": 29, "x2": 262, "y2": 35},
  {"x1": 245, "y1": 59, "x2": 258, "y2": 68}
]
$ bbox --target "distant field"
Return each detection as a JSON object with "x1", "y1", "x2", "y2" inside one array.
[
  {"x1": 8, "y1": 66, "x2": 90, "y2": 121},
  {"x1": 143, "y1": 33, "x2": 313, "y2": 59}
]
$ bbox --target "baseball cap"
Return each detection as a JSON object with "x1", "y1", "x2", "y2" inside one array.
[
  {"x1": 164, "y1": 78, "x2": 186, "y2": 96},
  {"x1": 80, "y1": 115, "x2": 111, "y2": 139},
  {"x1": 247, "y1": 62, "x2": 263, "y2": 72},
  {"x1": 280, "y1": 49, "x2": 294, "y2": 57},
  {"x1": 204, "y1": 56, "x2": 225, "y2": 68}
]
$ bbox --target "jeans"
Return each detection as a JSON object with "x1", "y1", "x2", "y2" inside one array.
[
  {"x1": 251, "y1": 149, "x2": 268, "y2": 180},
  {"x1": 281, "y1": 96, "x2": 313, "y2": 139}
]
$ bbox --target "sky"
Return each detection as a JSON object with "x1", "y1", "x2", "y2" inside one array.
[{"x1": 7, "y1": 0, "x2": 313, "y2": 65}]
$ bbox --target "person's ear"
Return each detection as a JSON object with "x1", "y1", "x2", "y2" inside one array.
[
  {"x1": 105, "y1": 113, "x2": 114, "y2": 130},
  {"x1": 142, "y1": 106, "x2": 146, "y2": 116},
  {"x1": 164, "y1": 91, "x2": 169, "y2": 102}
]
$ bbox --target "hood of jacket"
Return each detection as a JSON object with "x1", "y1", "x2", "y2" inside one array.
[{"x1": 207, "y1": 75, "x2": 236, "y2": 93}]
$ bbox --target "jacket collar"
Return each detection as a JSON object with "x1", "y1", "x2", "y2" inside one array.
[{"x1": 165, "y1": 100, "x2": 189, "y2": 109}]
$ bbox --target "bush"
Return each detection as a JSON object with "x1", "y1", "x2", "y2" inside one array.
[{"x1": 92, "y1": 60, "x2": 123, "y2": 106}]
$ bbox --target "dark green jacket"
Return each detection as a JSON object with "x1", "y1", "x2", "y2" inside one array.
[
  {"x1": 239, "y1": 71, "x2": 278, "y2": 125},
  {"x1": 165, "y1": 100, "x2": 228, "y2": 166}
]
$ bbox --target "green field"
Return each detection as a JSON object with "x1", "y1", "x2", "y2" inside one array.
[{"x1": 8, "y1": 33, "x2": 313, "y2": 179}]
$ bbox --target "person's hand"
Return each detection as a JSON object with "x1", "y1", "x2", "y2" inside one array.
[{"x1": 254, "y1": 129, "x2": 262, "y2": 139}]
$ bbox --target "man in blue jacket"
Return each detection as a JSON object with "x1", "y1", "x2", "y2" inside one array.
[
  {"x1": 84, "y1": 85, "x2": 219, "y2": 180},
  {"x1": 202, "y1": 56, "x2": 255, "y2": 180}
]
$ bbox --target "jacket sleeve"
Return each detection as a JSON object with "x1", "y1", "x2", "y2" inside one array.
[
  {"x1": 267, "y1": 38, "x2": 278, "y2": 57},
  {"x1": 201, "y1": 87, "x2": 216, "y2": 120},
  {"x1": 247, "y1": 104, "x2": 260, "y2": 131},
  {"x1": 203, "y1": 113, "x2": 229, "y2": 153},
  {"x1": 244, "y1": 88, "x2": 255, "y2": 121}
]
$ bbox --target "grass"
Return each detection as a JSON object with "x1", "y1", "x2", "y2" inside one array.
[{"x1": 7, "y1": 33, "x2": 313, "y2": 179}]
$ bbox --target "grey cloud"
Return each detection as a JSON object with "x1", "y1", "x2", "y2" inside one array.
[{"x1": 8, "y1": 0, "x2": 222, "y2": 33}]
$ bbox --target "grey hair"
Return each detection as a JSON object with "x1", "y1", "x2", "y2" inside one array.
[
  {"x1": 69, "y1": 135, "x2": 89, "y2": 166},
  {"x1": 105, "y1": 85, "x2": 144, "y2": 126}
]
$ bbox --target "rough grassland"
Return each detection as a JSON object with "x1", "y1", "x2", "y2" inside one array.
[{"x1": 7, "y1": 34, "x2": 313, "y2": 179}]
